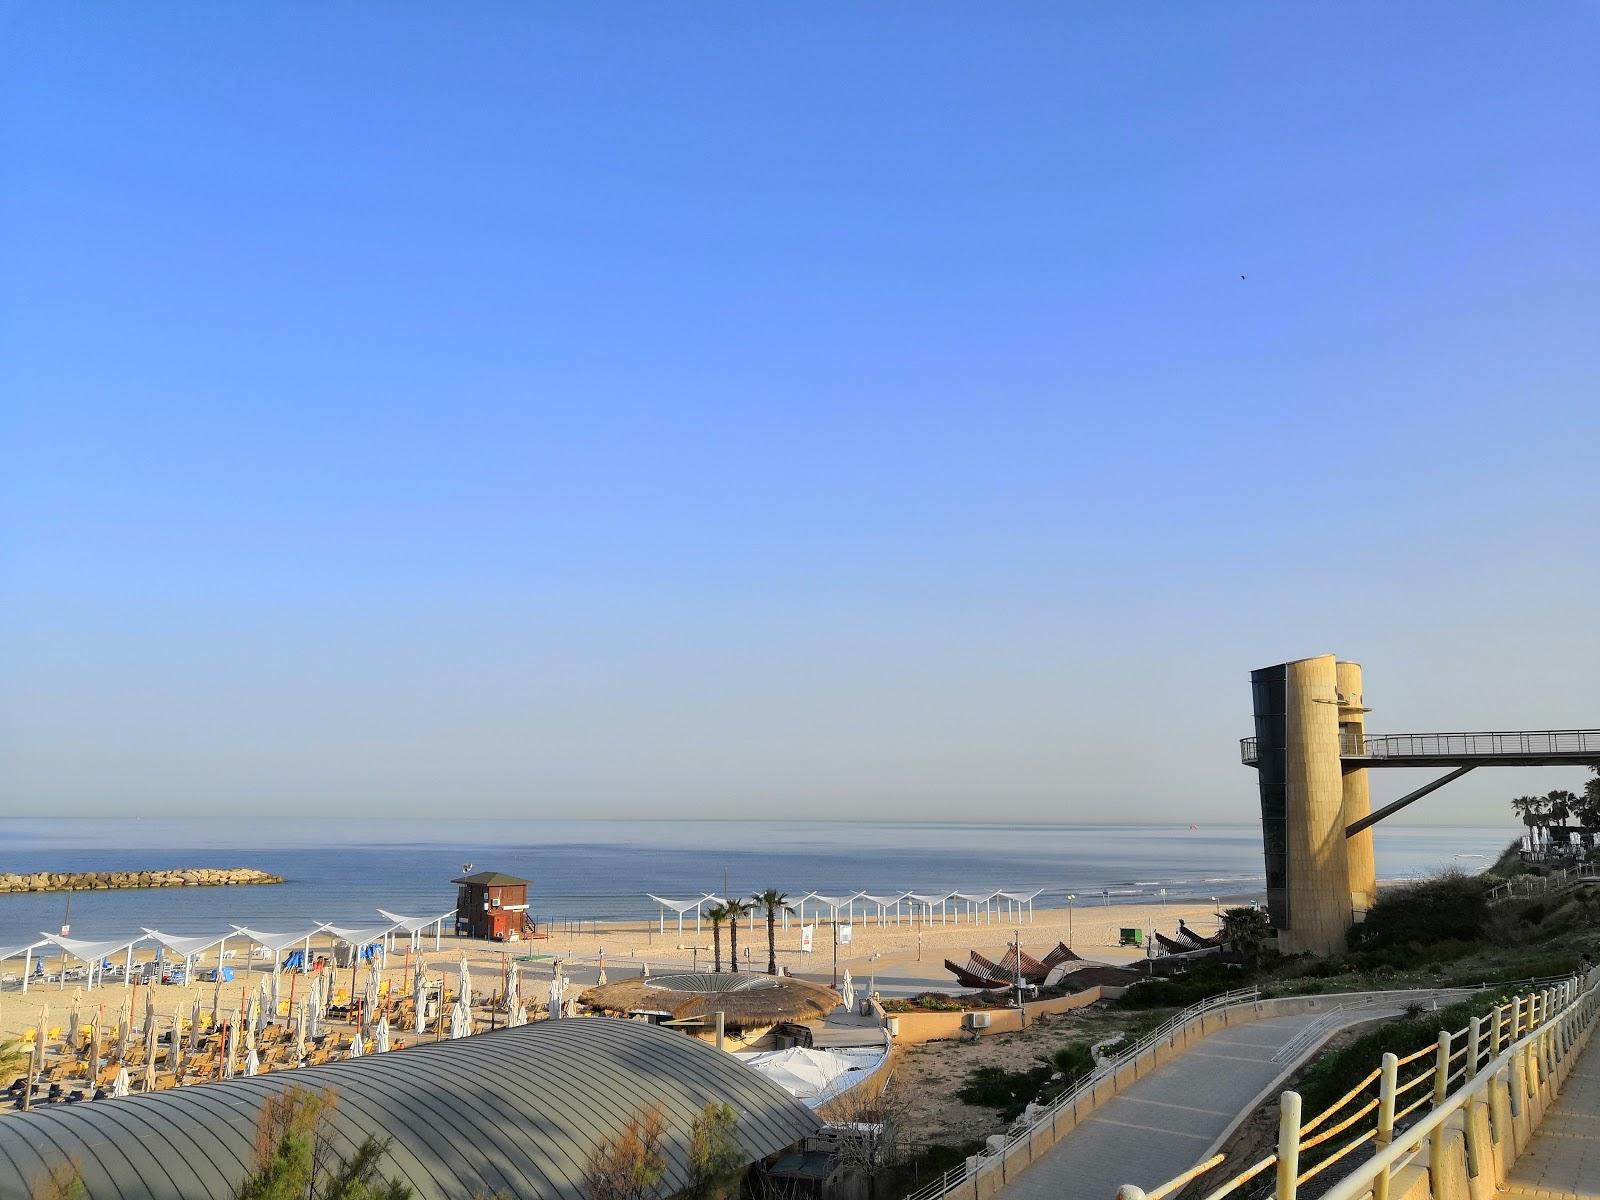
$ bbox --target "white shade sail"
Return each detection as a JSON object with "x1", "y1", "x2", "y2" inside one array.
[
  {"x1": 376, "y1": 908, "x2": 456, "y2": 934},
  {"x1": 324, "y1": 924, "x2": 396, "y2": 948},
  {"x1": 141, "y1": 929, "x2": 230, "y2": 959},
  {"x1": 38, "y1": 933, "x2": 148, "y2": 961},
  {"x1": 996, "y1": 889, "x2": 1045, "y2": 902},
  {"x1": 0, "y1": 940, "x2": 48, "y2": 961},
  {"x1": 230, "y1": 925, "x2": 328, "y2": 953}
]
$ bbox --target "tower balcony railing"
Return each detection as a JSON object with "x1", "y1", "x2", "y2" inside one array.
[{"x1": 1241, "y1": 729, "x2": 1600, "y2": 766}]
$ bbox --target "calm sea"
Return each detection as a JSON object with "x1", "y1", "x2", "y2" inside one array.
[{"x1": 0, "y1": 819, "x2": 1514, "y2": 947}]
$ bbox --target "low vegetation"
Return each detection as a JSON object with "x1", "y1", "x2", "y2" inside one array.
[{"x1": 955, "y1": 1041, "x2": 1095, "y2": 1121}]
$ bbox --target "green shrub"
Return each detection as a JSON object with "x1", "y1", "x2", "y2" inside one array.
[{"x1": 1347, "y1": 873, "x2": 1489, "y2": 954}]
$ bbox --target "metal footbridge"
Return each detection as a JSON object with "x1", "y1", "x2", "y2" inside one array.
[{"x1": 1241, "y1": 729, "x2": 1600, "y2": 836}]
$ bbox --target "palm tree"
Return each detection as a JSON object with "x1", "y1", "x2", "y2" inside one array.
[
  {"x1": 0, "y1": 1039, "x2": 28, "y2": 1089},
  {"x1": 751, "y1": 890, "x2": 794, "y2": 975},
  {"x1": 1546, "y1": 789, "x2": 1578, "y2": 824},
  {"x1": 1511, "y1": 795, "x2": 1548, "y2": 829},
  {"x1": 722, "y1": 898, "x2": 751, "y2": 974},
  {"x1": 707, "y1": 905, "x2": 727, "y2": 973}
]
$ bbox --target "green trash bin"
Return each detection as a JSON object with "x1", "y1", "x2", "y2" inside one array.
[{"x1": 1118, "y1": 928, "x2": 1143, "y2": 947}]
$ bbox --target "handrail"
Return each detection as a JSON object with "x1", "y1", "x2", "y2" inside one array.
[{"x1": 1240, "y1": 728, "x2": 1600, "y2": 766}]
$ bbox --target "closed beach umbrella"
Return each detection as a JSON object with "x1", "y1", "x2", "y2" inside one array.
[
  {"x1": 509, "y1": 1002, "x2": 526, "y2": 1028},
  {"x1": 270, "y1": 968, "x2": 281, "y2": 1017},
  {"x1": 245, "y1": 1046, "x2": 259, "y2": 1076},
  {"x1": 143, "y1": 989, "x2": 156, "y2": 1040},
  {"x1": 641, "y1": 962, "x2": 650, "y2": 978},
  {"x1": 546, "y1": 973, "x2": 563, "y2": 1020},
  {"x1": 111, "y1": 1066, "x2": 130, "y2": 1098},
  {"x1": 224, "y1": 1013, "x2": 239, "y2": 1078},
  {"x1": 117, "y1": 996, "x2": 132, "y2": 1062},
  {"x1": 375, "y1": 1016, "x2": 390, "y2": 1054},
  {"x1": 170, "y1": 1000, "x2": 182, "y2": 1069},
  {"x1": 243, "y1": 994, "x2": 256, "y2": 1053},
  {"x1": 412, "y1": 959, "x2": 427, "y2": 1034},
  {"x1": 363, "y1": 961, "x2": 380, "y2": 1029},
  {"x1": 143, "y1": 1015, "x2": 157, "y2": 1091},
  {"x1": 189, "y1": 998, "x2": 203, "y2": 1055},
  {"x1": 294, "y1": 1001, "x2": 307, "y2": 1061},
  {"x1": 457, "y1": 954, "x2": 471, "y2": 1006},
  {"x1": 596, "y1": 966, "x2": 607, "y2": 985},
  {"x1": 87, "y1": 1014, "x2": 103, "y2": 1082},
  {"x1": 348, "y1": 1032, "x2": 363, "y2": 1059},
  {"x1": 506, "y1": 960, "x2": 519, "y2": 1013},
  {"x1": 67, "y1": 990, "x2": 82, "y2": 1052},
  {"x1": 449, "y1": 995, "x2": 470, "y2": 1039},
  {"x1": 259, "y1": 978, "x2": 272, "y2": 1032}
]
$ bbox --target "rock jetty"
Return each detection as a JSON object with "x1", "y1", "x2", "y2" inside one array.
[{"x1": 0, "y1": 867, "x2": 282, "y2": 893}]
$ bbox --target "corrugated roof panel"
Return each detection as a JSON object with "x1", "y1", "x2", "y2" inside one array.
[{"x1": 0, "y1": 1018, "x2": 822, "y2": 1200}]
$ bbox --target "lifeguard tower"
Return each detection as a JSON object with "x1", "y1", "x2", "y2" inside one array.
[{"x1": 453, "y1": 869, "x2": 537, "y2": 941}]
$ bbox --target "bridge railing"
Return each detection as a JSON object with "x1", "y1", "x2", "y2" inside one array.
[
  {"x1": 1241, "y1": 729, "x2": 1600, "y2": 766},
  {"x1": 1115, "y1": 970, "x2": 1600, "y2": 1200}
]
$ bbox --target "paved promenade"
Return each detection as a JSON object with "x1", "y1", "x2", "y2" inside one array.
[
  {"x1": 1503, "y1": 1030, "x2": 1600, "y2": 1199},
  {"x1": 999, "y1": 1005, "x2": 1411, "y2": 1200}
]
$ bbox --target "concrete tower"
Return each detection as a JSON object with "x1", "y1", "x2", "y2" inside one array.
[
  {"x1": 1246, "y1": 656, "x2": 1600, "y2": 956},
  {"x1": 1337, "y1": 661, "x2": 1377, "y2": 914}
]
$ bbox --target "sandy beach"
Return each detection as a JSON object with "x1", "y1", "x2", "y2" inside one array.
[{"x1": 0, "y1": 896, "x2": 1246, "y2": 1042}]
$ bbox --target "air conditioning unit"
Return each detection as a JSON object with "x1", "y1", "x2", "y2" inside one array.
[{"x1": 965, "y1": 1012, "x2": 992, "y2": 1030}]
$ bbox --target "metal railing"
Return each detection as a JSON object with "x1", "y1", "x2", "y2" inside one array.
[
  {"x1": 1487, "y1": 868, "x2": 1600, "y2": 906},
  {"x1": 898, "y1": 987, "x2": 1262, "y2": 1200},
  {"x1": 1116, "y1": 970, "x2": 1600, "y2": 1200},
  {"x1": 1241, "y1": 729, "x2": 1600, "y2": 766}
]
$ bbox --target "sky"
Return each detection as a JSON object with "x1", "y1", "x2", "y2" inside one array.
[{"x1": 2, "y1": 5, "x2": 1597, "y2": 824}]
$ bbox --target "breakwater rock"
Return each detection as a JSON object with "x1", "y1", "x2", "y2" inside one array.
[{"x1": 0, "y1": 867, "x2": 283, "y2": 893}]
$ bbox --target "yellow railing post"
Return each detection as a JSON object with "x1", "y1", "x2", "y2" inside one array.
[
  {"x1": 1429, "y1": 1030, "x2": 1451, "y2": 1186},
  {"x1": 1276, "y1": 1090, "x2": 1301, "y2": 1200},
  {"x1": 1374, "y1": 1051, "x2": 1398, "y2": 1200},
  {"x1": 1468, "y1": 1014, "x2": 1482, "y2": 1076}
]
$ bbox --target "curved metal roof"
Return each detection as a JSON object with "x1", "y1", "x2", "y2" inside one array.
[{"x1": 0, "y1": 1018, "x2": 822, "y2": 1200}]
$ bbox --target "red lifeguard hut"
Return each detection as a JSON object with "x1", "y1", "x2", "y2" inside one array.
[{"x1": 453, "y1": 869, "x2": 537, "y2": 941}]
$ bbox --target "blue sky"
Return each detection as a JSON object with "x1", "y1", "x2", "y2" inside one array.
[{"x1": 2, "y1": 4, "x2": 1596, "y2": 821}]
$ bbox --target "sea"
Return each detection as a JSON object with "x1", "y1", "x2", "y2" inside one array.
[{"x1": 0, "y1": 818, "x2": 1515, "y2": 948}]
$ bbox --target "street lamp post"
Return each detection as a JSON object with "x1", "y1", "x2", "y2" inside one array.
[{"x1": 1066, "y1": 895, "x2": 1076, "y2": 945}]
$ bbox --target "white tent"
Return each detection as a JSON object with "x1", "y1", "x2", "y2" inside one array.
[
  {"x1": 37, "y1": 933, "x2": 149, "y2": 990},
  {"x1": 376, "y1": 908, "x2": 454, "y2": 953},
  {"x1": 645, "y1": 894, "x2": 720, "y2": 938},
  {"x1": 904, "y1": 892, "x2": 956, "y2": 926},
  {"x1": 952, "y1": 891, "x2": 1001, "y2": 924},
  {"x1": 858, "y1": 893, "x2": 910, "y2": 926},
  {"x1": 996, "y1": 889, "x2": 1044, "y2": 923},
  {"x1": 739, "y1": 1047, "x2": 855, "y2": 1101},
  {"x1": 1, "y1": 940, "x2": 50, "y2": 993},
  {"x1": 141, "y1": 928, "x2": 232, "y2": 987},
  {"x1": 326, "y1": 923, "x2": 395, "y2": 967}
]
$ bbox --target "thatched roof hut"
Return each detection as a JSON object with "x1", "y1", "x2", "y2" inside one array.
[{"x1": 580, "y1": 972, "x2": 840, "y2": 1028}]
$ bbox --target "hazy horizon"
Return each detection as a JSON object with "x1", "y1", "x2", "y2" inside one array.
[{"x1": 3, "y1": 6, "x2": 1596, "y2": 824}]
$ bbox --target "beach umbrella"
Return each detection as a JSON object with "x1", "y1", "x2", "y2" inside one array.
[
  {"x1": 294, "y1": 1001, "x2": 307, "y2": 1062},
  {"x1": 143, "y1": 1013, "x2": 158, "y2": 1092},
  {"x1": 270, "y1": 967, "x2": 281, "y2": 1017},
  {"x1": 841, "y1": 969, "x2": 855, "y2": 1011},
  {"x1": 412, "y1": 973, "x2": 428, "y2": 1036},
  {"x1": 363, "y1": 961, "x2": 380, "y2": 1031},
  {"x1": 189, "y1": 998, "x2": 203, "y2": 1055},
  {"x1": 509, "y1": 1002, "x2": 526, "y2": 1028},
  {"x1": 117, "y1": 995, "x2": 132, "y2": 1062},
  {"x1": 67, "y1": 990, "x2": 82, "y2": 1053},
  {"x1": 596, "y1": 966, "x2": 607, "y2": 985},
  {"x1": 547, "y1": 973, "x2": 564, "y2": 1020},
  {"x1": 245, "y1": 1046, "x2": 260, "y2": 1076},
  {"x1": 506, "y1": 960, "x2": 519, "y2": 1012},
  {"x1": 221, "y1": 1013, "x2": 236, "y2": 1078},
  {"x1": 457, "y1": 953, "x2": 471, "y2": 1005},
  {"x1": 258, "y1": 978, "x2": 272, "y2": 1032},
  {"x1": 449, "y1": 995, "x2": 470, "y2": 1040},
  {"x1": 143, "y1": 988, "x2": 157, "y2": 1040},
  {"x1": 111, "y1": 1066, "x2": 130, "y2": 1098},
  {"x1": 375, "y1": 1016, "x2": 390, "y2": 1054},
  {"x1": 87, "y1": 1013, "x2": 103, "y2": 1083},
  {"x1": 348, "y1": 1032, "x2": 363, "y2": 1059},
  {"x1": 29, "y1": 1015, "x2": 46, "y2": 1101},
  {"x1": 640, "y1": 962, "x2": 650, "y2": 978},
  {"x1": 170, "y1": 999, "x2": 183, "y2": 1070}
]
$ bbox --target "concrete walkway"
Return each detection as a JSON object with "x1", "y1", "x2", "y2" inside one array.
[
  {"x1": 1503, "y1": 1031, "x2": 1600, "y2": 1199},
  {"x1": 999, "y1": 1006, "x2": 1408, "y2": 1200}
]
